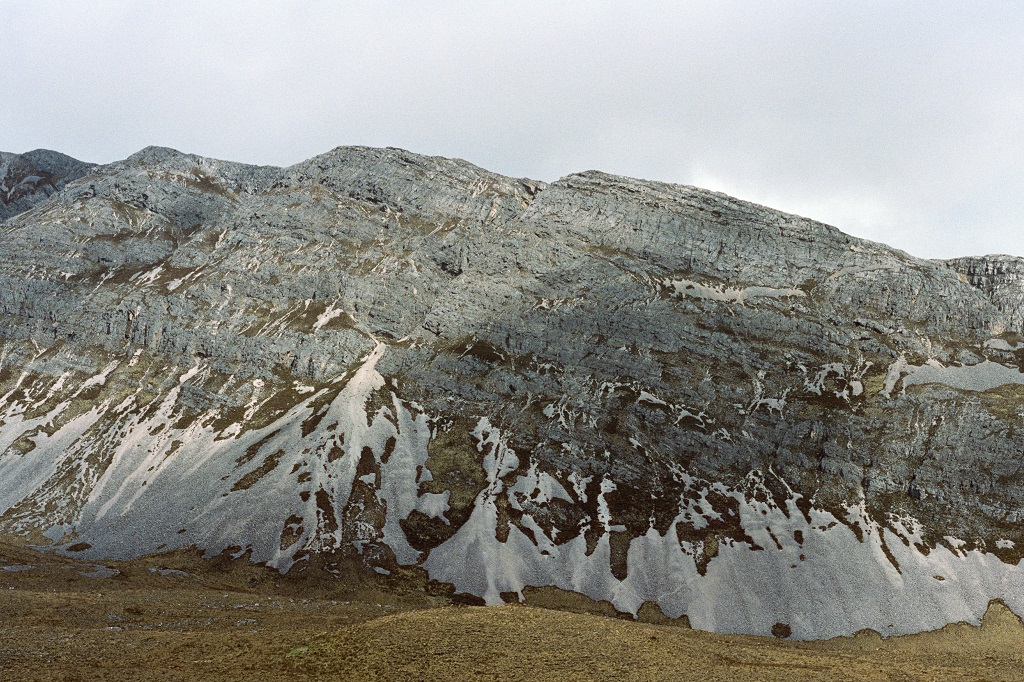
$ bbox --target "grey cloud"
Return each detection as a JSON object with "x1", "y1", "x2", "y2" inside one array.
[{"x1": 2, "y1": 1, "x2": 1023, "y2": 258}]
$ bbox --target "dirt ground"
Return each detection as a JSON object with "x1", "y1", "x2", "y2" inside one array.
[{"x1": 2, "y1": 541, "x2": 1023, "y2": 681}]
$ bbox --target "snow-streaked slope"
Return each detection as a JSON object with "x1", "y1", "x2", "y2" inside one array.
[
  {"x1": 4, "y1": 145, "x2": 1024, "y2": 639},
  {"x1": 1, "y1": 341, "x2": 1024, "y2": 639}
]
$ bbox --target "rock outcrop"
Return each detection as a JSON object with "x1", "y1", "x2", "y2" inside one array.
[
  {"x1": 0, "y1": 149, "x2": 95, "y2": 221},
  {"x1": 2, "y1": 145, "x2": 1024, "y2": 638}
]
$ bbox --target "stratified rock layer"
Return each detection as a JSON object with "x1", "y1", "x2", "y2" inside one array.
[{"x1": 3, "y1": 145, "x2": 1024, "y2": 638}]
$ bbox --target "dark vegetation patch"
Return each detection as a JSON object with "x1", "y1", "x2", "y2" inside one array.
[
  {"x1": 355, "y1": 446, "x2": 380, "y2": 488},
  {"x1": 521, "y1": 585, "x2": 631, "y2": 621},
  {"x1": 674, "y1": 489, "x2": 761, "y2": 576},
  {"x1": 341, "y1": 456, "x2": 386, "y2": 547},
  {"x1": 287, "y1": 301, "x2": 355, "y2": 333},
  {"x1": 234, "y1": 432, "x2": 277, "y2": 468},
  {"x1": 400, "y1": 417, "x2": 487, "y2": 552},
  {"x1": 979, "y1": 383, "x2": 1024, "y2": 425},
  {"x1": 231, "y1": 448, "x2": 285, "y2": 492},
  {"x1": 280, "y1": 515, "x2": 305, "y2": 551},
  {"x1": 315, "y1": 489, "x2": 338, "y2": 535},
  {"x1": 517, "y1": 497, "x2": 587, "y2": 548},
  {"x1": 299, "y1": 389, "x2": 339, "y2": 438},
  {"x1": 608, "y1": 531, "x2": 631, "y2": 581},
  {"x1": 440, "y1": 336, "x2": 509, "y2": 368},
  {"x1": 184, "y1": 167, "x2": 235, "y2": 199}
]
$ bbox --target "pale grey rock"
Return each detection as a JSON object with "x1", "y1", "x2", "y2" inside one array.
[
  {"x1": 945, "y1": 255, "x2": 1024, "y2": 334},
  {"x1": 2, "y1": 144, "x2": 1024, "y2": 637},
  {"x1": 0, "y1": 149, "x2": 94, "y2": 221}
]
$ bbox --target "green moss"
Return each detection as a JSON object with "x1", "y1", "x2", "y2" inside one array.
[
  {"x1": 7, "y1": 434, "x2": 37, "y2": 456},
  {"x1": 861, "y1": 373, "x2": 887, "y2": 396},
  {"x1": 980, "y1": 383, "x2": 1024, "y2": 424}
]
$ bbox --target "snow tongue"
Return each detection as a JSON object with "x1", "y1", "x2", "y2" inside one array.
[{"x1": 1, "y1": 144, "x2": 1024, "y2": 638}]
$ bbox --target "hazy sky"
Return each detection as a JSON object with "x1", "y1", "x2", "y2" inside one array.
[{"x1": 2, "y1": 1, "x2": 1022, "y2": 259}]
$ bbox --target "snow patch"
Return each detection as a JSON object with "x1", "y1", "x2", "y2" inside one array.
[{"x1": 667, "y1": 278, "x2": 806, "y2": 305}]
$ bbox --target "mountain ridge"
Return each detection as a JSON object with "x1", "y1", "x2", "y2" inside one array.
[
  {"x1": 3, "y1": 144, "x2": 1024, "y2": 638},
  {"x1": 0, "y1": 148, "x2": 95, "y2": 221},
  {"x1": 5, "y1": 142, "x2": 1017, "y2": 266}
]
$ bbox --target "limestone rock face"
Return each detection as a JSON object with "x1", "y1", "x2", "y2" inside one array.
[
  {"x1": 945, "y1": 255, "x2": 1024, "y2": 334},
  {"x1": 0, "y1": 149, "x2": 95, "y2": 221},
  {"x1": 3, "y1": 145, "x2": 1024, "y2": 638}
]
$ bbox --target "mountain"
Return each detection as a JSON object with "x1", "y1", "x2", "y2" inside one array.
[
  {"x1": 0, "y1": 149, "x2": 95, "y2": 221},
  {"x1": 2, "y1": 144, "x2": 1024, "y2": 639}
]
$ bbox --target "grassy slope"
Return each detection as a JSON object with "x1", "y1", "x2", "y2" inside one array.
[
  {"x1": 292, "y1": 603, "x2": 1024, "y2": 682},
  {"x1": 1, "y1": 541, "x2": 1023, "y2": 681}
]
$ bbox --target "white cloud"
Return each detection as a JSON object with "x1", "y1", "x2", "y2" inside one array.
[{"x1": 2, "y1": 1, "x2": 1023, "y2": 258}]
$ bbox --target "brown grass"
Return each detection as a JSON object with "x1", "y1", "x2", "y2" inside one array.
[
  {"x1": 290, "y1": 602, "x2": 1024, "y2": 681},
  {"x1": 1, "y1": 539, "x2": 1023, "y2": 681}
]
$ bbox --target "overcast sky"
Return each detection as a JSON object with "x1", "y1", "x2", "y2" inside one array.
[{"x1": 2, "y1": 1, "x2": 1022, "y2": 259}]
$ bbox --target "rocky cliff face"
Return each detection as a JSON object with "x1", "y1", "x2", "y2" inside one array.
[
  {"x1": 0, "y1": 149, "x2": 95, "y2": 221},
  {"x1": 3, "y1": 145, "x2": 1024, "y2": 638}
]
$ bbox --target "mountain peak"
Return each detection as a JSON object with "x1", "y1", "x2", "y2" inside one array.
[{"x1": 0, "y1": 148, "x2": 94, "y2": 221}]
